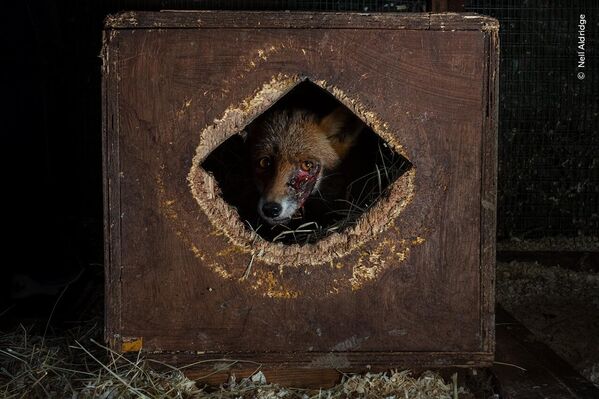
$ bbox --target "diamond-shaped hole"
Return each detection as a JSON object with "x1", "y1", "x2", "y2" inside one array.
[{"x1": 201, "y1": 81, "x2": 412, "y2": 245}]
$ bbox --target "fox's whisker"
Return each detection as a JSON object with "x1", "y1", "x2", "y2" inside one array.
[
  {"x1": 273, "y1": 229, "x2": 317, "y2": 242},
  {"x1": 378, "y1": 140, "x2": 390, "y2": 182},
  {"x1": 297, "y1": 221, "x2": 319, "y2": 230}
]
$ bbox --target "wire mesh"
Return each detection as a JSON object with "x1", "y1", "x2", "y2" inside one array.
[{"x1": 465, "y1": 0, "x2": 598, "y2": 239}]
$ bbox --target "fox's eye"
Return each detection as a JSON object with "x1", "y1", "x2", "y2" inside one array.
[
  {"x1": 258, "y1": 157, "x2": 271, "y2": 169},
  {"x1": 300, "y1": 160, "x2": 313, "y2": 172}
]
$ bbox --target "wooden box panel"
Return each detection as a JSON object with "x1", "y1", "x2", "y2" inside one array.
[{"x1": 103, "y1": 11, "x2": 498, "y2": 369}]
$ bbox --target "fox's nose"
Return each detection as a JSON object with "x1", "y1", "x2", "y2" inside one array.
[{"x1": 262, "y1": 202, "x2": 282, "y2": 218}]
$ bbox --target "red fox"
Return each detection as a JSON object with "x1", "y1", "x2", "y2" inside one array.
[{"x1": 246, "y1": 107, "x2": 363, "y2": 225}]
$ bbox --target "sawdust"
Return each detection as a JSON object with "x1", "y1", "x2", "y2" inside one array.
[
  {"x1": 105, "y1": 11, "x2": 138, "y2": 28},
  {"x1": 249, "y1": 270, "x2": 301, "y2": 299}
]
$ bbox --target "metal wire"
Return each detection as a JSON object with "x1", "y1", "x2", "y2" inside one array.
[{"x1": 465, "y1": 0, "x2": 598, "y2": 239}]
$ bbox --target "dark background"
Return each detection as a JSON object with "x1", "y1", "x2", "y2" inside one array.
[{"x1": 2, "y1": 0, "x2": 597, "y2": 324}]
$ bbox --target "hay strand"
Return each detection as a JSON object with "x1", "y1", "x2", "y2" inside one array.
[{"x1": 0, "y1": 323, "x2": 469, "y2": 398}]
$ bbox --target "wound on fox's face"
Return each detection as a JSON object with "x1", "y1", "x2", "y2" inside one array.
[
  {"x1": 246, "y1": 107, "x2": 361, "y2": 225},
  {"x1": 289, "y1": 163, "x2": 321, "y2": 203}
]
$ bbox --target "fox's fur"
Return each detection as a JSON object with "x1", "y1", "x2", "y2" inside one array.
[{"x1": 246, "y1": 107, "x2": 363, "y2": 225}]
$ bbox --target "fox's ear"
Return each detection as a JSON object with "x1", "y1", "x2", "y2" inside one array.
[
  {"x1": 319, "y1": 107, "x2": 363, "y2": 158},
  {"x1": 319, "y1": 107, "x2": 348, "y2": 138},
  {"x1": 241, "y1": 118, "x2": 260, "y2": 142}
]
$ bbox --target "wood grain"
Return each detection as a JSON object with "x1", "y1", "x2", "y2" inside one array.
[
  {"x1": 480, "y1": 26, "x2": 499, "y2": 355},
  {"x1": 101, "y1": 29, "x2": 122, "y2": 346},
  {"x1": 102, "y1": 12, "x2": 499, "y2": 373}
]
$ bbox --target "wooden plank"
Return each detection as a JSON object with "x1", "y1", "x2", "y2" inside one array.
[
  {"x1": 144, "y1": 351, "x2": 492, "y2": 370},
  {"x1": 101, "y1": 29, "x2": 122, "y2": 346},
  {"x1": 497, "y1": 251, "x2": 599, "y2": 272},
  {"x1": 480, "y1": 23, "x2": 499, "y2": 355},
  {"x1": 429, "y1": 12, "x2": 498, "y2": 32},
  {"x1": 493, "y1": 307, "x2": 599, "y2": 399},
  {"x1": 184, "y1": 367, "x2": 473, "y2": 389},
  {"x1": 104, "y1": 10, "x2": 498, "y2": 31},
  {"x1": 188, "y1": 368, "x2": 344, "y2": 389}
]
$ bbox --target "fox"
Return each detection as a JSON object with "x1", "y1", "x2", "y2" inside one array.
[{"x1": 246, "y1": 107, "x2": 363, "y2": 225}]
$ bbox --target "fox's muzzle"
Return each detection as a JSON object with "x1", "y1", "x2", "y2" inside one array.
[{"x1": 258, "y1": 165, "x2": 321, "y2": 224}]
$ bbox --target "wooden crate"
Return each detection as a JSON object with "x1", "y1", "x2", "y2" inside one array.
[{"x1": 102, "y1": 11, "x2": 499, "y2": 375}]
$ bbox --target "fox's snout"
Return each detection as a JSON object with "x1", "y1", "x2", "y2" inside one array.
[
  {"x1": 261, "y1": 201, "x2": 283, "y2": 218},
  {"x1": 258, "y1": 197, "x2": 295, "y2": 222},
  {"x1": 255, "y1": 160, "x2": 322, "y2": 223},
  {"x1": 247, "y1": 107, "x2": 362, "y2": 225}
]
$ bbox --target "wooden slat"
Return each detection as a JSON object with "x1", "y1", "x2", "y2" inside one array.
[
  {"x1": 101, "y1": 29, "x2": 122, "y2": 346},
  {"x1": 104, "y1": 10, "x2": 498, "y2": 31},
  {"x1": 493, "y1": 307, "x2": 599, "y2": 399},
  {"x1": 185, "y1": 367, "x2": 473, "y2": 389},
  {"x1": 497, "y1": 251, "x2": 599, "y2": 272},
  {"x1": 480, "y1": 22, "x2": 499, "y2": 355},
  {"x1": 143, "y1": 351, "x2": 492, "y2": 370},
  {"x1": 187, "y1": 368, "x2": 344, "y2": 388}
]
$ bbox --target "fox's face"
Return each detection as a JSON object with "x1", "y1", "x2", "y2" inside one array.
[{"x1": 247, "y1": 108, "x2": 361, "y2": 225}]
